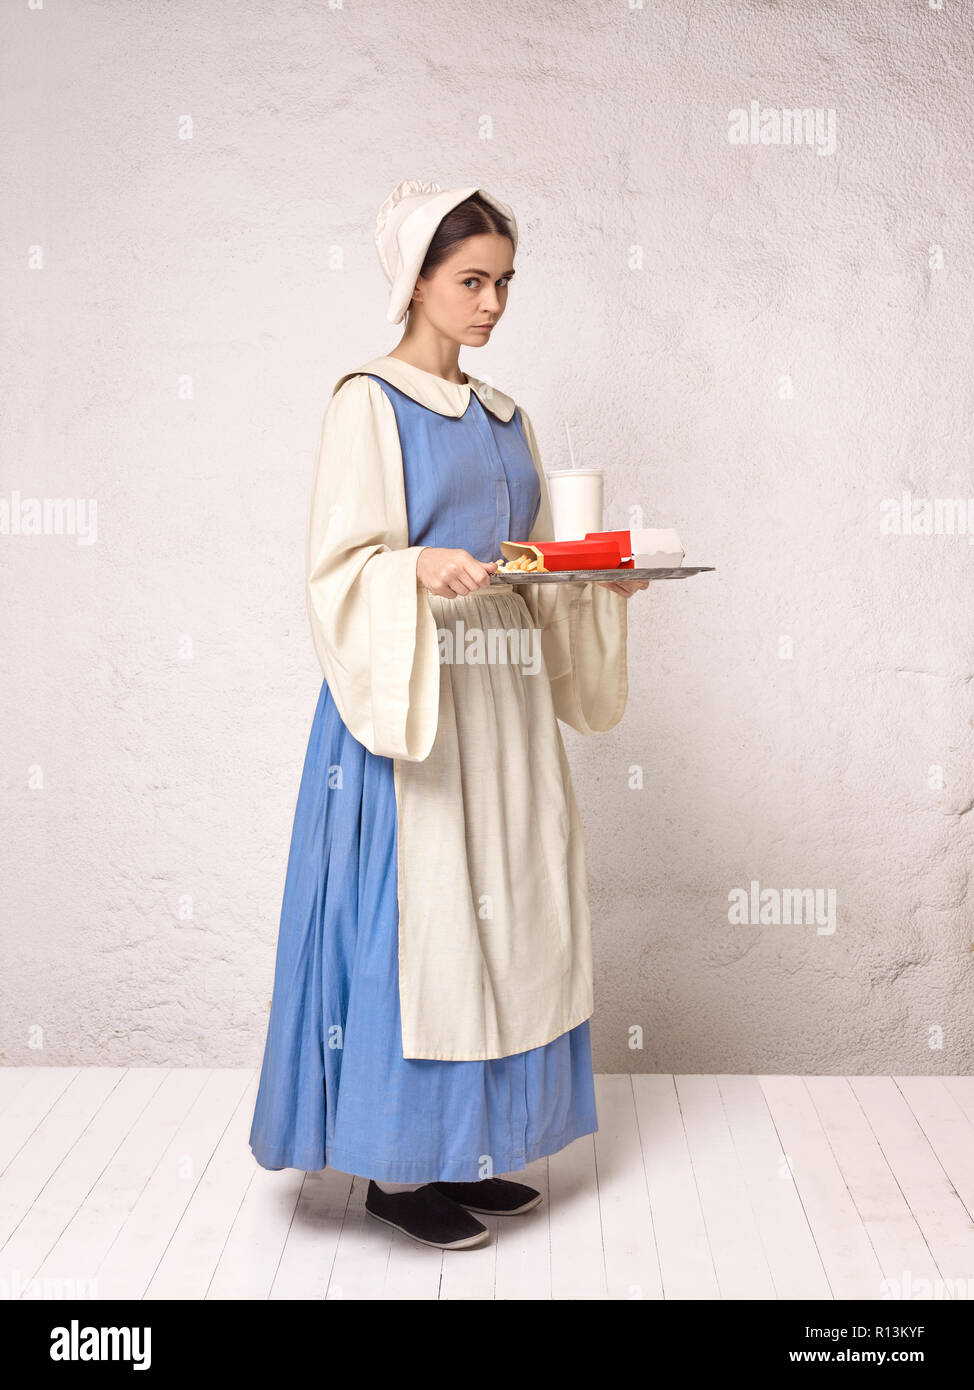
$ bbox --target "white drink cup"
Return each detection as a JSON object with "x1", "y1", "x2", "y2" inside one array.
[{"x1": 545, "y1": 468, "x2": 604, "y2": 540}]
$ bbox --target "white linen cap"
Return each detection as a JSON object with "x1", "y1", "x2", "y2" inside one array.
[{"x1": 374, "y1": 179, "x2": 518, "y2": 325}]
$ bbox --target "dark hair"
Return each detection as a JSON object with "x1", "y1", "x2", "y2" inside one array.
[{"x1": 417, "y1": 192, "x2": 515, "y2": 282}]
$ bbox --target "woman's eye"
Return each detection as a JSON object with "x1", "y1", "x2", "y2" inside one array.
[{"x1": 463, "y1": 276, "x2": 511, "y2": 289}]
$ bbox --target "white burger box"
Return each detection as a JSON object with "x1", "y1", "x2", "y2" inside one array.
[{"x1": 627, "y1": 527, "x2": 685, "y2": 568}]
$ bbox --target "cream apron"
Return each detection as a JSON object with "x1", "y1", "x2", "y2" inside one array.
[{"x1": 393, "y1": 584, "x2": 597, "y2": 1060}]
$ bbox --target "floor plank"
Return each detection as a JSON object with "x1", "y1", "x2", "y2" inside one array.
[
  {"x1": 0, "y1": 1069, "x2": 80, "y2": 1175},
  {"x1": 92, "y1": 1069, "x2": 250, "y2": 1299},
  {"x1": 31, "y1": 1069, "x2": 206, "y2": 1294},
  {"x1": 0, "y1": 1068, "x2": 164, "y2": 1299},
  {"x1": 849, "y1": 1076, "x2": 974, "y2": 1293},
  {"x1": 0, "y1": 1069, "x2": 125, "y2": 1253},
  {"x1": 324, "y1": 1173, "x2": 398, "y2": 1300},
  {"x1": 895, "y1": 1076, "x2": 974, "y2": 1223},
  {"x1": 549, "y1": 1133, "x2": 606, "y2": 1299},
  {"x1": 759, "y1": 1075, "x2": 885, "y2": 1298},
  {"x1": 677, "y1": 1074, "x2": 776, "y2": 1298},
  {"x1": 206, "y1": 1159, "x2": 306, "y2": 1300},
  {"x1": 270, "y1": 1167, "x2": 353, "y2": 1300},
  {"x1": 805, "y1": 1076, "x2": 944, "y2": 1297},
  {"x1": 145, "y1": 1070, "x2": 260, "y2": 1300},
  {"x1": 493, "y1": 1156, "x2": 551, "y2": 1300},
  {"x1": 594, "y1": 1074, "x2": 663, "y2": 1300},
  {"x1": 632, "y1": 1074, "x2": 719, "y2": 1299},
  {"x1": 718, "y1": 1075, "x2": 831, "y2": 1300}
]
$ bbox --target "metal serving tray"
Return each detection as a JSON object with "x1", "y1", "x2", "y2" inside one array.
[{"x1": 490, "y1": 565, "x2": 715, "y2": 584}]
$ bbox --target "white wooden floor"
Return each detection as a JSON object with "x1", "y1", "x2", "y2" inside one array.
[{"x1": 2, "y1": 1068, "x2": 973, "y2": 1300}]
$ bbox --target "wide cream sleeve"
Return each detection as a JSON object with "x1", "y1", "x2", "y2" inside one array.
[
  {"x1": 516, "y1": 405, "x2": 629, "y2": 735},
  {"x1": 305, "y1": 374, "x2": 440, "y2": 760}
]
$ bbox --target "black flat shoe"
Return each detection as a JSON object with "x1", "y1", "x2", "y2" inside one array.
[
  {"x1": 365, "y1": 1181, "x2": 490, "y2": 1250},
  {"x1": 428, "y1": 1177, "x2": 543, "y2": 1215}
]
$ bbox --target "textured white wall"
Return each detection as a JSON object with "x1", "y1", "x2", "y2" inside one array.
[{"x1": 2, "y1": 0, "x2": 972, "y2": 1074}]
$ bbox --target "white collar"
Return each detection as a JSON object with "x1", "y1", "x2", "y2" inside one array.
[{"x1": 332, "y1": 355, "x2": 517, "y2": 422}]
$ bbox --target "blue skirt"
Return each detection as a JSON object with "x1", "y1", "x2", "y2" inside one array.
[{"x1": 248, "y1": 678, "x2": 599, "y2": 1182}]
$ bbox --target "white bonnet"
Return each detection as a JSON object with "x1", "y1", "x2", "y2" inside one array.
[{"x1": 374, "y1": 179, "x2": 518, "y2": 325}]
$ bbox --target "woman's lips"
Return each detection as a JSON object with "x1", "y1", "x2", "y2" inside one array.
[{"x1": 471, "y1": 324, "x2": 494, "y2": 332}]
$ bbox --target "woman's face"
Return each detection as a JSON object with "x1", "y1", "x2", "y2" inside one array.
[{"x1": 410, "y1": 232, "x2": 515, "y2": 346}]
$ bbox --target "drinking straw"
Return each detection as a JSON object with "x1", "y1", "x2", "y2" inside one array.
[{"x1": 564, "y1": 421, "x2": 577, "y2": 468}]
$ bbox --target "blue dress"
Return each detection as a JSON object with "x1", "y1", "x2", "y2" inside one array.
[{"x1": 248, "y1": 376, "x2": 598, "y2": 1181}]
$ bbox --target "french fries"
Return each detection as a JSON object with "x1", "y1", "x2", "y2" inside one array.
[{"x1": 495, "y1": 551, "x2": 547, "y2": 573}]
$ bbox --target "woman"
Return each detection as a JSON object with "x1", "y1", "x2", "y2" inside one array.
[{"x1": 249, "y1": 179, "x2": 650, "y2": 1251}]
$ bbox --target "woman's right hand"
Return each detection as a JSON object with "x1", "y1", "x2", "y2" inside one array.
[{"x1": 416, "y1": 547, "x2": 498, "y2": 598}]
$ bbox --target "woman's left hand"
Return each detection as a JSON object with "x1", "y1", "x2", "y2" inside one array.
[{"x1": 598, "y1": 578, "x2": 651, "y2": 597}]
